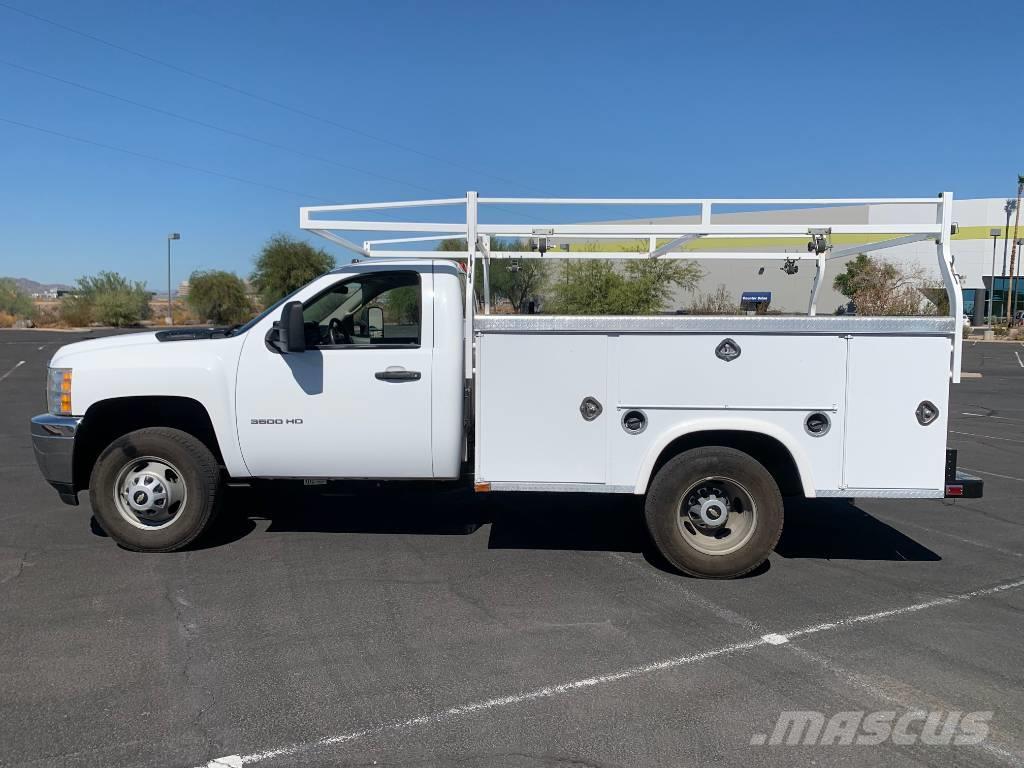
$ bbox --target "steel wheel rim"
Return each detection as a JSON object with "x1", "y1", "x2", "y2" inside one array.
[
  {"x1": 676, "y1": 476, "x2": 757, "y2": 556},
  {"x1": 112, "y1": 456, "x2": 187, "y2": 530}
]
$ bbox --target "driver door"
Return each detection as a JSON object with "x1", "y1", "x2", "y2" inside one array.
[{"x1": 235, "y1": 267, "x2": 433, "y2": 478}]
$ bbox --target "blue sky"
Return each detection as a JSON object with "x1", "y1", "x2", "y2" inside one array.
[{"x1": 0, "y1": 0, "x2": 1020, "y2": 288}]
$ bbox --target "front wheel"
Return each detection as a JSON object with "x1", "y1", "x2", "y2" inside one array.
[
  {"x1": 644, "y1": 447, "x2": 783, "y2": 578},
  {"x1": 89, "y1": 427, "x2": 221, "y2": 552}
]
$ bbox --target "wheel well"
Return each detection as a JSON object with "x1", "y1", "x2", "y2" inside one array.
[
  {"x1": 649, "y1": 430, "x2": 804, "y2": 497},
  {"x1": 74, "y1": 396, "x2": 223, "y2": 491}
]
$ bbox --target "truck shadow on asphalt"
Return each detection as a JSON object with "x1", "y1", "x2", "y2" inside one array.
[{"x1": 152, "y1": 484, "x2": 940, "y2": 576}]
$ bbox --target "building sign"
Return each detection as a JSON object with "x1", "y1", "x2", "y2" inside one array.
[{"x1": 741, "y1": 292, "x2": 772, "y2": 303}]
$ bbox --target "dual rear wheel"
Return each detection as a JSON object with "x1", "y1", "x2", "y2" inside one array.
[{"x1": 644, "y1": 447, "x2": 784, "y2": 578}]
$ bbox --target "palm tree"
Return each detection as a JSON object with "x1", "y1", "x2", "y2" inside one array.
[
  {"x1": 1007, "y1": 177, "x2": 1024, "y2": 325},
  {"x1": 1003, "y1": 199, "x2": 1017, "y2": 276}
]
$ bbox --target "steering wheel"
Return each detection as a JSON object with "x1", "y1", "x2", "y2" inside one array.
[{"x1": 328, "y1": 317, "x2": 351, "y2": 345}]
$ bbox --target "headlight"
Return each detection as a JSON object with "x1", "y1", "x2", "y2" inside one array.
[{"x1": 47, "y1": 368, "x2": 73, "y2": 416}]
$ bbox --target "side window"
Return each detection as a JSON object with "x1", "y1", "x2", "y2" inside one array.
[{"x1": 302, "y1": 271, "x2": 421, "y2": 348}]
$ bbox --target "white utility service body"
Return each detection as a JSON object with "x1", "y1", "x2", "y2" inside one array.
[
  {"x1": 30, "y1": 193, "x2": 981, "y2": 578},
  {"x1": 474, "y1": 314, "x2": 955, "y2": 497}
]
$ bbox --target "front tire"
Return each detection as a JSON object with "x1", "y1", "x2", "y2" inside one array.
[
  {"x1": 644, "y1": 447, "x2": 783, "y2": 578},
  {"x1": 89, "y1": 427, "x2": 221, "y2": 552}
]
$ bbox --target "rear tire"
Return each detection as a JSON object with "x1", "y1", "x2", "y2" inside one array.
[
  {"x1": 644, "y1": 447, "x2": 783, "y2": 578},
  {"x1": 89, "y1": 427, "x2": 221, "y2": 552}
]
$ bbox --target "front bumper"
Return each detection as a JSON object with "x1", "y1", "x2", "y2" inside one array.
[{"x1": 30, "y1": 414, "x2": 81, "y2": 505}]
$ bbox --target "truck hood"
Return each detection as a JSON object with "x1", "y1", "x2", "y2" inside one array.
[{"x1": 50, "y1": 331, "x2": 164, "y2": 365}]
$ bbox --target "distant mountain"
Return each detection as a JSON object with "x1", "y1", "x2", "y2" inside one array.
[{"x1": 4, "y1": 278, "x2": 75, "y2": 295}]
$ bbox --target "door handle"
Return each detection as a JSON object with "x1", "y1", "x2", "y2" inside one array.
[{"x1": 375, "y1": 369, "x2": 421, "y2": 381}]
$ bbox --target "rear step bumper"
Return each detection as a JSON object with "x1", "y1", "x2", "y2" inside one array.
[{"x1": 945, "y1": 449, "x2": 983, "y2": 498}]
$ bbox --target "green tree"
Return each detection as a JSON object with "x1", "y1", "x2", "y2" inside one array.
[
  {"x1": 187, "y1": 270, "x2": 253, "y2": 325},
  {"x1": 0, "y1": 278, "x2": 35, "y2": 319},
  {"x1": 548, "y1": 242, "x2": 703, "y2": 315},
  {"x1": 832, "y1": 254, "x2": 872, "y2": 299},
  {"x1": 832, "y1": 255, "x2": 933, "y2": 316},
  {"x1": 618, "y1": 258, "x2": 703, "y2": 314},
  {"x1": 548, "y1": 260, "x2": 625, "y2": 314},
  {"x1": 251, "y1": 233, "x2": 335, "y2": 306},
  {"x1": 60, "y1": 271, "x2": 152, "y2": 327},
  {"x1": 436, "y1": 238, "x2": 467, "y2": 252},
  {"x1": 437, "y1": 237, "x2": 548, "y2": 311},
  {"x1": 382, "y1": 285, "x2": 420, "y2": 325},
  {"x1": 488, "y1": 238, "x2": 547, "y2": 312}
]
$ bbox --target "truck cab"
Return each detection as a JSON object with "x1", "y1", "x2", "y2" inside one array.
[
  {"x1": 235, "y1": 259, "x2": 464, "y2": 480},
  {"x1": 31, "y1": 259, "x2": 465, "y2": 552}
]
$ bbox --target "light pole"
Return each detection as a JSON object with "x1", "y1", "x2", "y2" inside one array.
[
  {"x1": 989, "y1": 227, "x2": 1000, "y2": 323},
  {"x1": 1003, "y1": 199, "x2": 1017, "y2": 276},
  {"x1": 166, "y1": 233, "x2": 180, "y2": 325}
]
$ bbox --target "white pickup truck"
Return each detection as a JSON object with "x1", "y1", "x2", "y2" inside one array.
[{"x1": 30, "y1": 193, "x2": 982, "y2": 578}]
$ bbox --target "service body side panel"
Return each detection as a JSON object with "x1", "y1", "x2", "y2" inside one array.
[
  {"x1": 610, "y1": 333, "x2": 845, "y2": 494},
  {"x1": 475, "y1": 333, "x2": 608, "y2": 484}
]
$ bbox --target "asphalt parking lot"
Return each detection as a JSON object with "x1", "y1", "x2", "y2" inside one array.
[{"x1": 2, "y1": 329, "x2": 1023, "y2": 768}]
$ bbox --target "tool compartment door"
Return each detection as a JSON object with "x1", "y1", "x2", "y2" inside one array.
[
  {"x1": 476, "y1": 333, "x2": 608, "y2": 484},
  {"x1": 843, "y1": 335, "x2": 950, "y2": 491}
]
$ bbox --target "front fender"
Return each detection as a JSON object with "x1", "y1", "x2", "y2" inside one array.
[{"x1": 52, "y1": 334, "x2": 248, "y2": 477}]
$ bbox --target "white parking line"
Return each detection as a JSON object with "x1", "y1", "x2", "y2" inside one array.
[
  {"x1": 950, "y1": 430, "x2": 1024, "y2": 445},
  {"x1": 196, "y1": 575, "x2": 1024, "y2": 768},
  {"x1": 960, "y1": 412, "x2": 1024, "y2": 422},
  {"x1": 1015, "y1": 351, "x2": 1023, "y2": 368},
  {"x1": 962, "y1": 413, "x2": 1024, "y2": 427},
  {"x1": 0, "y1": 361, "x2": 25, "y2": 382},
  {"x1": 961, "y1": 466, "x2": 1024, "y2": 484}
]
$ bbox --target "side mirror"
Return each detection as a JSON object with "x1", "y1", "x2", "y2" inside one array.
[
  {"x1": 368, "y1": 306, "x2": 384, "y2": 339},
  {"x1": 279, "y1": 301, "x2": 305, "y2": 353}
]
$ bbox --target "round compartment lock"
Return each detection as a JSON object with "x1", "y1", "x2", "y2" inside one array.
[
  {"x1": 579, "y1": 396, "x2": 603, "y2": 422},
  {"x1": 916, "y1": 400, "x2": 939, "y2": 426},
  {"x1": 804, "y1": 411, "x2": 831, "y2": 437},
  {"x1": 621, "y1": 409, "x2": 648, "y2": 435},
  {"x1": 715, "y1": 338, "x2": 741, "y2": 362}
]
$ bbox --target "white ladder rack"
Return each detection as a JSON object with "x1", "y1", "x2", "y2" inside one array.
[{"x1": 300, "y1": 192, "x2": 962, "y2": 382}]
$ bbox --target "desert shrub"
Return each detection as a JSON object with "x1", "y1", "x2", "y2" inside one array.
[
  {"x1": 0, "y1": 278, "x2": 35, "y2": 319},
  {"x1": 33, "y1": 304, "x2": 63, "y2": 328},
  {"x1": 187, "y1": 270, "x2": 253, "y2": 325},
  {"x1": 689, "y1": 284, "x2": 737, "y2": 314},
  {"x1": 59, "y1": 272, "x2": 152, "y2": 327},
  {"x1": 172, "y1": 304, "x2": 199, "y2": 325},
  {"x1": 59, "y1": 295, "x2": 94, "y2": 326},
  {"x1": 833, "y1": 255, "x2": 934, "y2": 316}
]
